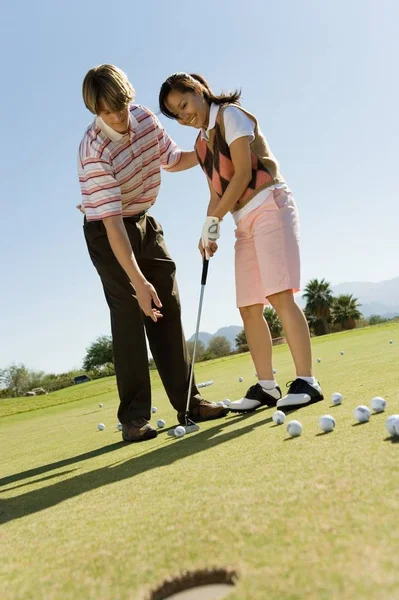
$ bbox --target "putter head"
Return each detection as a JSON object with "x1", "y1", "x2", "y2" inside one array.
[
  {"x1": 184, "y1": 416, "x2": 200, "y2": 434},
  {"x1": 166, "y1": 417, "x2": 200, "y2": 437}
]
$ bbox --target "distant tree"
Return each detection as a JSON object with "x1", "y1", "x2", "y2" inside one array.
[
  {"x1": 235, "y1": 329, "x2": 248, "y2": 352},
  {"x1": 2, "y1": 364, "x2": 30, "y2": 397},
  {"x1": 27, "y1": 370, "x2": 46, "y2": 390},
  {"x1": 331, "y1": 294, "x2": 362, "y2": 330},
  {"x1": 206, "y1": 336, "x2": 231, "y2": 358},
  {"x1": 186, "y1": 340, "x2": 206, "y2": 363},
  {"x1": 83, "y1": 335, "x2": 113, "y2": 371},
  {"x1": 368, "y1": 314, "x2": 388, "y2": 326},
  {"x1": 263, "y1": 307, "x2": 283, "y2": 339},
  {"x1": 303, "y1": 278, "x2": 334, "y2": 335}
]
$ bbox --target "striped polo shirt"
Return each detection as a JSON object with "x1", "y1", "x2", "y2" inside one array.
[{"x1": 78, "y1": 104, "x2": 182, "y2": 221}]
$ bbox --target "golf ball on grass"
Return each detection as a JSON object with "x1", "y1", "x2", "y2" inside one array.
[
  {"x1": 272, "y1": 410, "x2": 285, "y2": 425},
  {"x1": 340, "y1": 351, "x2": 344, "y2": 355},
  {"x1": 354, "y1": 405, "x2": 371, "y2": 423},
  {"x1": 319, "y1": 415, "x2": 336, "y2": 433},
  {"x1": 287, "y1": 420, "x2": 303, "y2": 437},
  {"x1": 99, "y1": 403, "x2": 103, "y2": 408},
  {"x1": 117, "y1": 422, "x2": 122, "y2": 431},
  {"x1": 238, "y1": 377, "x2": 244, "y2": 382},
  {"x1": 157, "y1": 419, "x2": 166, "y2": 428},
  {"x1": 389, "y1": 340, "x2": 393, "y2": 344},
  {"x1": 174, "y1": 425, "x2": 186, "y2": 438},
  {"x1": 317, "y1": 358, "x2": 321, "y2": 363},
  {"x1": 331, "y1": 392, "x2": 343, "y2": 406},
  {"x1": 385, "y1": 415, "x2": 399, "y2": 437},
  {"x1": 151, "y1": 406, "x2": 158, "y2": 414},
  {"x1": 97, "y1": 423, "x2": 105, "y2": 431},
  {"x1": 370, "y1": 397, "x2": 386, "y2": 413}
]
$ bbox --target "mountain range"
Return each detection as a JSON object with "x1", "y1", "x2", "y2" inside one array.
[{"x1": 189, "y1": 277, "x2": 399, "y2": 348}]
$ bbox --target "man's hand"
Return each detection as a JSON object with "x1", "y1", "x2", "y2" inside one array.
[
  {"x1": 134, "y1": 280, "x2": 163, "y2": 322},
  {"x1": 201, "y1": 216, "x2": 220, "y2": 258},
  {"x1": 76, "y1": 203, "x2": 85, "y2": 214}
]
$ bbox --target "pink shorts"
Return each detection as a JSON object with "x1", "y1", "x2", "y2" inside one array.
[{"x1": 234, "y1": 188, "x2": 300, "y2": 308}]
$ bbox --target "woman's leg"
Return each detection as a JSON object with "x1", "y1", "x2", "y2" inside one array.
[
  {"x1": 229, "y1": 304, "x2": 281, "y2": 412},
  {"x1": 268, "y1": 289, "x2": 324, "y2": 408},
  {"x1": 267, "y1": 289, "x2": 312, "y2": 377},
  {"x1": 239, "y1": 303, "x2": 274, "y2": 380}
]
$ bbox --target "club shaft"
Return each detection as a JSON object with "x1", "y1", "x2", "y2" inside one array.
[{"x1": 185, "y1": 283, "x2": 206, "y2": 414}]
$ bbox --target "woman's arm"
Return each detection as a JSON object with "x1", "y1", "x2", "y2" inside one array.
[
  {"x1": 165, "y1": 150, "x2": 198, "y2": 172},
  {"x1": 209, "y1": 136, "x2": 252, "y2": 220}
]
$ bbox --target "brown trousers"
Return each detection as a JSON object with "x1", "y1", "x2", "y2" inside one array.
[{"x1": 83, "y1": 212, "x2": 202, "y2": 424}]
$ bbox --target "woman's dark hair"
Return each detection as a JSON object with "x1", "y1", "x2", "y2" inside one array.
[{"x1": 159, "y1": 72, "x2": 241, "y2": 119}]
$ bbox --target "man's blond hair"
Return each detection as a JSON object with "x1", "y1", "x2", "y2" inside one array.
[{"x1": 82, "y1": 64, "x2": 135, "y2": 114}]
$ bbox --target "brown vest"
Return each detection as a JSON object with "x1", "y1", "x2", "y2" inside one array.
[{"x1": 195, "y1": 104, "x2": 284, "y2": 213}]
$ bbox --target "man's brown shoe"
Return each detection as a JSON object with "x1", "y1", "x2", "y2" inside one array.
[
  {"x1": 122, "y1": 417, "x2": 158, "y2": 442},
  {"x1": 177, "y1": 400, "x2": 229, "y2": 425}
]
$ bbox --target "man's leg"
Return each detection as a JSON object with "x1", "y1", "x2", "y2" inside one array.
[
  {"x1": 138, "y1": 214, "x2": 228, "y2": 422},
  {"x1": 83, "y1": 218, "x2": 152, "y2": 424}
]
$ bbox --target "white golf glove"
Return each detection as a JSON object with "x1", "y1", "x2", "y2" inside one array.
[{"x1": 201, "y1": 216, "x2": 221, "y2": 257}]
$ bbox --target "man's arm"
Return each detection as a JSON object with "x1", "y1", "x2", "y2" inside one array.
[
  {"x1": 103, "y1": 216, "x2": 162, "y2": 322},
  {"x1": 165, "y1": 150, "x2": 198, "y2": 172}
]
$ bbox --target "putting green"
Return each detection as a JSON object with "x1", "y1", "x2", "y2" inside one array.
[{"x1": 1, "y1": 323, "x2": 398, "y2": 599}]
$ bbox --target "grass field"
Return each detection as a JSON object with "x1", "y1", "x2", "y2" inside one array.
[{"x1": 1, "y1": 323, "x2": 398, "y2": 600}]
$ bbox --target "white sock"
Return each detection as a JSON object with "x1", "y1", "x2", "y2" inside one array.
[
  {"x1": 298, "y1": 376, "x2": 318, "y2": 387},
  {"x1": 258, "y1": 379, "x2": 277, "y2": 390}
]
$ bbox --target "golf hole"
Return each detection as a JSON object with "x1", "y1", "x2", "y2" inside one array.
[{"x1": 144, "y1": 568, "x2": 238, "y2": 600}]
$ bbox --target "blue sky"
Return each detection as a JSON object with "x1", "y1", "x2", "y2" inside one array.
[{"x1": 1, "y1": 0, "x2": 398, "y2": 373}]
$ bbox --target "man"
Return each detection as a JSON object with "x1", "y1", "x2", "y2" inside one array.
[{"x1": 77, "y1": 64, "x2": 228, "y2": 442}]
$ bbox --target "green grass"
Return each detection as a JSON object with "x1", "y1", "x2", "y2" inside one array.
[{"x1": 1, "y1": 323, "x2": 398, "y2": 600}]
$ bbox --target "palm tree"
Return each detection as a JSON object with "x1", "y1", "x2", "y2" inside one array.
[
  {"x1": 263, "y1": 307, "x2": 283, "y2": 339},
  {"x1": 235, "y1": 329, "x2": 248, "y2": 352},
  {"x1": 331, "y1": 294, "x2": 362, "y2": 330},
  {"x1": 302, "y1": 278, "x2": 334, "y2": 335}
]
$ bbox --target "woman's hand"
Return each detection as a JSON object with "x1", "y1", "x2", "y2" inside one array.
[{"x1": 198, "y1": 238, "x2": 218, "y2": 258}]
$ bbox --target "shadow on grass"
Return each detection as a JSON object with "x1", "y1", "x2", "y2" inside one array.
[
  {"x1": 384, "y1": 436, "x2": 399, "y2": 444},
  {"x1": 0, "y1": 469, "x2": 77, "y2": 493},
  {"x1": 0, "y1": 442, "x2": 125, "y2": 488},
  {"x1": 0, "y1": 412, "x2": 272, "y2": 525}
]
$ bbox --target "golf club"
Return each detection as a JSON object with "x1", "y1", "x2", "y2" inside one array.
[{"x1": 168, "y1": 257, "x2": 209, "y2": 437}]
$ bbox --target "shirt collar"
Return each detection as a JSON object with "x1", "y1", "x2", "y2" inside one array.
[
  {"x1": 200, "y1": 103, "x2": 220, "y2": 140},
  {"x1": 96, "y1": 106, "x2": 138, "y2": 142}
]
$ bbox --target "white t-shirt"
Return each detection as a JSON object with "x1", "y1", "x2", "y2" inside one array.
[{"x1": 201, "y1": 104, "x2": 287, "y2": 224}]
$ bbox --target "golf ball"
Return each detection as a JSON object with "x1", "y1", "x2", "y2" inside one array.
[
  {"x1": 273, "y1": 368, "x2": 277, "y2": 375},
  {"x1": 354, "y1": 405, "x2": 371, "y2": 423},
  {"x1": 385, "y1": 415, "x2": 399, "y2": 436},
  {"x1": 389, "y1": 340, "x2": 393, "y2": 344},
  {"x1": 151, "y1": 406, "x2": 158, "y2": 414},
  {"x1": 317, "y1": 358, "x2": 321, "y2": 363},
  {"x1": 238, "y1": 377, "x2": 244, "y2": 382},
  {"x1": 331, "y1": 392, "x2": 343, "y2": 406},
  {"x1": 97, "y1": 423, "x2": 105, "y2": 431},
  {"x1": 117, "y1": 422, "x2": 122, "y2": 431},
  {"x1": 174, "y1": 425, "x2": 186, "y2": 438},
  {"x1": 223, "y1": 399, "x2": 231, "y2": 407},
  {"x1": 340, "y1": 351, "x2": 344, "y2": 355},
  {"x1": 370, "y1": 396, "x2": 386, "y2": 413},
  {"x1": 99, "y1": 403, "x2": 103, "y2": 408},
  {"x1": 287, "y1": 420, "x2": 303, "y2": 437},
  {"x1": 319, "y1": 414, "x2": 336, "y2": 433},
  {"x1": 156, "y1": 419, "x2": 166, "y2": 428},
  {"x1": 272, "y1": 410, "x2": 286, "y2": 425}
]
